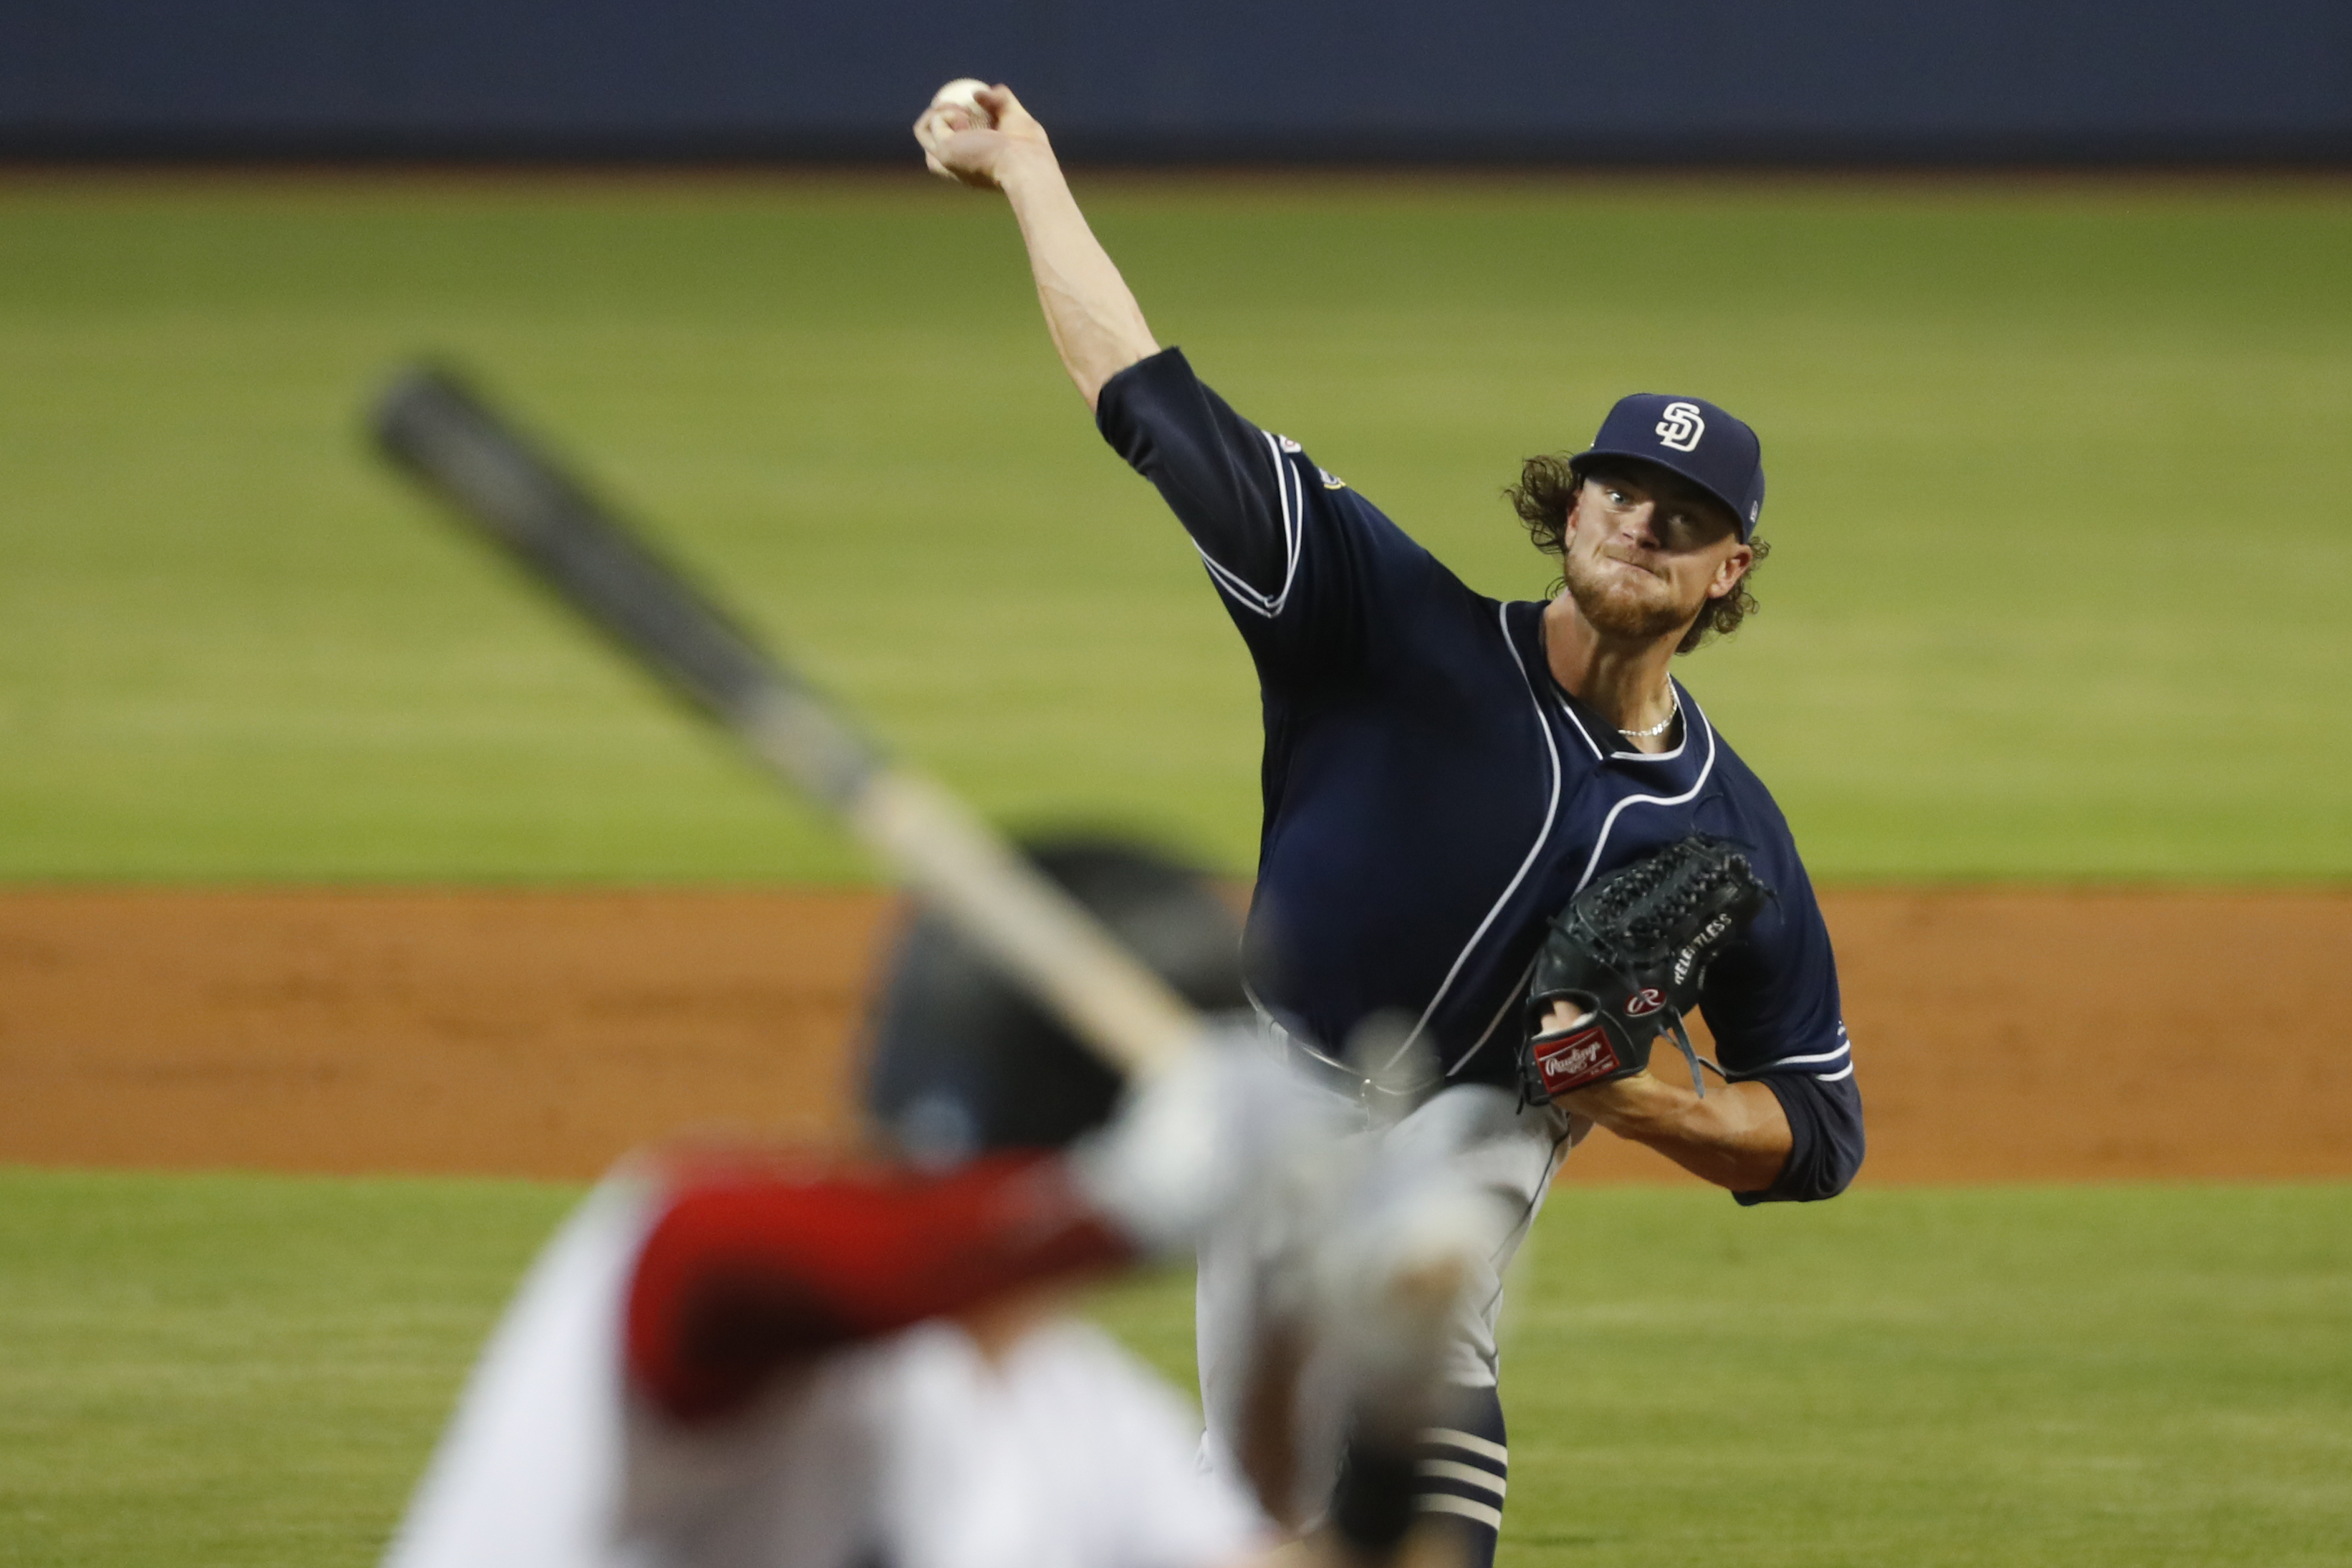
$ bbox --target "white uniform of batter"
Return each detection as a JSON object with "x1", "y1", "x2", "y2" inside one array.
[{"x1": 385, "y1": 1180, "x2": 1269, "y2": 1568}]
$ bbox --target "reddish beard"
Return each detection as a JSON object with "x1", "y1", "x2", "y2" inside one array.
[{"x1": 1562, "y1": 547, "x2": 1695, "y2": 642}]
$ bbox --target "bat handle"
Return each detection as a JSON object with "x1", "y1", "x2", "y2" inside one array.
[{"x1": 850, "y1": 770, "x2": 1201, "y2": 1079}]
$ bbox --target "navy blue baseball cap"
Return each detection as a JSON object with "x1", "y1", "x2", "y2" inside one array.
[{"x1": 1572, "y1": 393, "x2": 1766, "y2": 541}]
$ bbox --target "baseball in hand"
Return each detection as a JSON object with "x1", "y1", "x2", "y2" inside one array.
[{"x1": 915, "y1": 78, "x2": 997, "y2": 168}]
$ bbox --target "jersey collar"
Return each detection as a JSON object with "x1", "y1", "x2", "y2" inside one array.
[
  {"x1": 1550, "y1": 678, "x2": 1698, "y2": 764},
  {"x1": 1505, "y1": 598, "x2": 1716, "y2": 778}
]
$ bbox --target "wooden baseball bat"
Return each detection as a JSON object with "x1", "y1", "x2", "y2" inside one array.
[{"x1": 370, "y1": 365, "x2": 1198, "y2": 1079}]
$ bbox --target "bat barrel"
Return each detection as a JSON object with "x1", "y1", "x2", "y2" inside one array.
[
  {"x1": 373, "y1": 366, "x2": 885, "y2": 809},
  {"x1": 370, "y1": 362, "x2": 1202, "y2": 1077}
]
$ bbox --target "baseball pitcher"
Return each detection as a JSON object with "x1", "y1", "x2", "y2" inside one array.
[{"x1": 918, "y1": 84, "x2": 1866, "y2": 1565}]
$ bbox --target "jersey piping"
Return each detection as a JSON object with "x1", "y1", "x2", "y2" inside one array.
[
  {"x1": 1445, "y1": 957, "x2": 1537, "y2": 1078},
  {"x1": 1760, "y1": 1044, "x2": 1851, "y2": 1068},
  {"x1": 1570, "y1": 706, "x2": 1720, "y2": 893},
  {"x1": 1728, "y1": 1024, "x2": 1854, "y2": 1081},
  {"x1": 1379, "y1": 602, "x2": 1563, "y2": 1075},
  {"x1": 1192, "y1": 430, "x2": 1306, "y2": 617}
]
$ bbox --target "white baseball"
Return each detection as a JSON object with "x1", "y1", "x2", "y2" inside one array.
[{"x1": 916, "y1": 77, "x2": 997, "y2": 165}]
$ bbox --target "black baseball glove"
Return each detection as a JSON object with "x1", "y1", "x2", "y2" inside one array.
[{"x1": 1520, "y1": 834, "x2": 1770, "y2": 1105}]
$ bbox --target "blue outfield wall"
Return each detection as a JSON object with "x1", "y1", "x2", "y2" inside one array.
[{"x1": 2, "y1": 1, "x2": 2348, "y2": 163}]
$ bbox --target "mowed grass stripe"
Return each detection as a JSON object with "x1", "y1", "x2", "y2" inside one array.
[
  {"x1": 1496, "y1": 1185, "x2": 2352, "y2": 1567},
  {"x1": 1, "y1": 176, "x2": 2346, "y2": 881},
  {"x1": 2, "y1": 1168, "x2": 2346, "y2": 1566},
  {"x1": 0, "y1": 1169, "x2": 577, "y2": 1567}
]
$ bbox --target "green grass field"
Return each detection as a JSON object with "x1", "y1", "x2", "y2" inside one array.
[
  {"x1": 2, "y1": 174, "x2": 2347, "y2": 882},
  {"x1": 4, "y1": 1169, "x2": 2346, "y2": 1568},
  {"x1": 4, "y1": 175, "x2": 2348, "y2": 1567}
]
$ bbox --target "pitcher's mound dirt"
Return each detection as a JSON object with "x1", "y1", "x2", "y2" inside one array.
[{"x1": 1, "y1": 888, "x2": 2346, "y2": 1185}]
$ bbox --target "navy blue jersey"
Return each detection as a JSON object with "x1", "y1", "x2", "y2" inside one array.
[{"x1": 1098, "y1": 349, "x2": 1861, "y2": 1203}]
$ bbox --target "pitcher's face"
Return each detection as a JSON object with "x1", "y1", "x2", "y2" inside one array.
[{"x1": 1560, "y1": 464, "x2": 1752, "y2": 643}]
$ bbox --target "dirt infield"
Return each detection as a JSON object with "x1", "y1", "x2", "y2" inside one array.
[{"x1": 2, "y1": 887, "x2": 2346, "y2": 1185}]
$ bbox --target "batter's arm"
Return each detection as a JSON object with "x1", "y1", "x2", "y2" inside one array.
[
  {"x1": 1557, "y1": 1072, "x2": 1794, "y2": 1194},
  {"x1": 925, "y1": 85, "x2": 1158, "y2": 408}
]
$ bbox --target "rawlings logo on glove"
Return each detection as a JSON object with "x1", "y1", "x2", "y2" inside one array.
[
  {"x1": 1520, "y1": 834, "x2": 1770, "y2": 1104},
  {"x1": 1529, "y1": 1024, "x2": 1623, "y2": 1097}
]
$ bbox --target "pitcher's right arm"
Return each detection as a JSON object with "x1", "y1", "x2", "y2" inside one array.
[{"x1": 923, "y1": 85, "x2": 1158, "y2": 410}]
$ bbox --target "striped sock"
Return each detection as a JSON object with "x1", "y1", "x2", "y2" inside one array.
[{"x1": 1413, "y1": 1386, "x2": 1507, "y2": 1567}]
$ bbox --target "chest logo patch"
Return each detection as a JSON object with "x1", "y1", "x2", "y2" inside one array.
[{"x1": 1655, "y1": 402, "x2": 1706, "y2": 452}]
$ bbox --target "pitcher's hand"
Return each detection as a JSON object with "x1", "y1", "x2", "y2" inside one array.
[{"x1": 917, "y1": 84, "x2": 1055, "y2": 190}]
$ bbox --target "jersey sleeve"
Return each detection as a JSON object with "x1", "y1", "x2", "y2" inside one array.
[
  {"x1": 1095, "y1": 346, "x2": 1446, "y2": 691},
  {"x1": 624, "y1": 1152, "x2": 1131, "y2": 1423},
  {"x1": 1694, "y1": 856, "x2": 1866, "y2": 1205}
]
